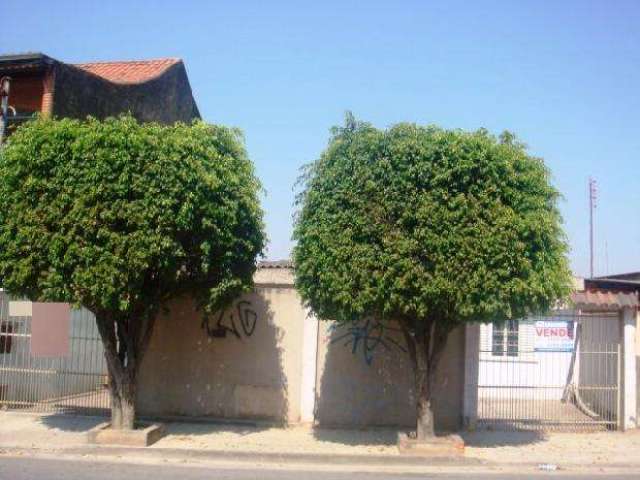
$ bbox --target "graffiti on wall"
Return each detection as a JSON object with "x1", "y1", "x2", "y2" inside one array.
[
  {"x1": 201, "y1": 300, "x2": 258, "y2": 340},
  {"x1": 329, "y1": 318, "x2": 407, "y2": 366}
]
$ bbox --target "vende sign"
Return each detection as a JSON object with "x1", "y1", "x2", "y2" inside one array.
[{"x1": 534, "y1": 320, "x2": 576, "y2": 352}]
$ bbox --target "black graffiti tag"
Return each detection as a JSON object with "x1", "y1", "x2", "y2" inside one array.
[
  {"x1": 202, "y1": 301, "x2": 257, "y2": 339},
  {"x1": 329, "y1": 318, "x2": 407, "y2": 366}
]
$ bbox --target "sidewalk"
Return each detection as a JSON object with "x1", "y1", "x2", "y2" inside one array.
[{"x1": 1, "y1": 412, "x2": 640, "y2": 472}]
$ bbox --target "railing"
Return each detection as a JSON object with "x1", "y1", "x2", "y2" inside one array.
[
  {"x1": 0, "y1": 292, "x2": 109, "y2": 415},
  {"x1": 473, "y1": 312, "x2": 620, "y2": 431}
]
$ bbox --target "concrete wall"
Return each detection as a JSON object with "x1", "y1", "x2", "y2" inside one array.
[
  {"x1": 314, "y1": 321, "x2": 465, "y2": 431},
  {"x1": 137, "y1": 272, "x2": 307, "y2": 424},
  {"x1": 137, "y1": 266, "x2": 466, "y2": 431}
]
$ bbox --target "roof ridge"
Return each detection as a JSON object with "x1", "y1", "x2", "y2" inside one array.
[{"x1": 72, "y1": 57, "x2": 180, "y2": 66}]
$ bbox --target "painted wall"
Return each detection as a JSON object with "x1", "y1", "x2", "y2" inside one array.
[
  {"x1": 137, "y1": 271, "x2": 307, "y2": 424},
  {"x1": 314, "y1": 321, "x2": 465, "y2": 431},
  {"x1": 137, "y1": 266, "x2": 466, "y2": 430}
]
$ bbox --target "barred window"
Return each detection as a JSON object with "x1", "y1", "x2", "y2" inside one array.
[
  {"x1": 492, "y1": 320, "x2": 519, "y2": 357},
  {"x1": 0, "y1": 323, "x2": 12, "y2": 354}
]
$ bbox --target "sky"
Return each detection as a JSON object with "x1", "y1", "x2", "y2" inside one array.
[{"x1": 2, "y1": 1, "x2": 639, "y2": 277}]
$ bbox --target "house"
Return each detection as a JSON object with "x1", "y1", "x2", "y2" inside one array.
[
  {"x1": 464, "y1": 276, "x2": 638, "y2": 431},
  {"x1": 586, "y1": 272, "x2": 640, "y2": 426},
  {"x1": 0, "y1": 52, "x2": 200, "y2": 142}
]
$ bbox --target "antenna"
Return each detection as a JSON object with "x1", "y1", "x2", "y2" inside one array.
[{"x1": 589, "y1": 177, "x2": 597, "y2": 278}]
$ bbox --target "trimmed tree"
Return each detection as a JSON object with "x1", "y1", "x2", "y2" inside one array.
[
  {"x1": 0, "y1": 116, "x2": 265, "y2": 429},
  {"x1": 293, "y1": 114, "x2": 571, "y2": 439}
]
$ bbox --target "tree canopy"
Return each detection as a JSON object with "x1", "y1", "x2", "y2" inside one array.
[
  {"x1": 0, "y1": 115, "x2": 265, "y2": 428},
  {"x1": 294, "y1": 115, "x2": 571, "y2": 329},
  {"x1": 0, "y1": 115, "x2": 264, "y2": 314}
]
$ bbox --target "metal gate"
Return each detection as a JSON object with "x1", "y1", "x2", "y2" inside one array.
[
  {"x1": 0, "y1": 292, "x2": 109, "y2": 415},
  {"x1": 475, "y1": 311, "x2": 620, "y2": 431}
]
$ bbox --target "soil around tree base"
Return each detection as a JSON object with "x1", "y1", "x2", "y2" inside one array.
[
  {"x1": 87, "y1": 422, "x2": 165, "y2": 447},
  {"x1": 397, "y1": 432, "x2": 465, "y2": 456}
]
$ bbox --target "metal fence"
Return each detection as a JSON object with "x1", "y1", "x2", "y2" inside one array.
[
  {"x1": 475, "y1": 312, "x2": 620, "y2": 431},
  {"x1": 0, "y1": 292, "x2": 109, "y2": 415}
]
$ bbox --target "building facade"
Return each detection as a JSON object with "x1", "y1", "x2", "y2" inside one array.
[{"x1": 0, "y1": 52, "x2": 200, "y2": 142}]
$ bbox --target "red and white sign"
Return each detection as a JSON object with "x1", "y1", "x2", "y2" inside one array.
[{"x1": 534, "y1": 320, "x2": 575, "y2": 352}]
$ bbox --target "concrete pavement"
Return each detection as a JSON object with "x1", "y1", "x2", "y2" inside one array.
[
  {"x1": 2, "y1": 412, "x2": 640, "y2": 475},
  {"x1": 0, "y1": 457, "x2": 639, "y2": 480}
]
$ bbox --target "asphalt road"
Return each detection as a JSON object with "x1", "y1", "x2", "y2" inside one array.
[{"x1": 0, "y1": 457, "x2": 638, "y2": 480}]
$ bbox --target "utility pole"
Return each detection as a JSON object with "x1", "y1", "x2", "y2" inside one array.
[
  {"x1": 589, "y1": 177, "x2": 597, "y2": 278},
  {"x1": 0, "y1": 76, "x2": 11, "y2": 146}
]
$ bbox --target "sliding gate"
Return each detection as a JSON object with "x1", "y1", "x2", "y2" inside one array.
[
  {"x1": 474, "y1": 311, "x2": 620, "y2": 431},
  {"x1": 0, "y1": 292, "x2": 109, "y2": 415}
]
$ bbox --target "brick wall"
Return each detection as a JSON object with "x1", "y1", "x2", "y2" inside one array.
[{"x1": 6, "y1": 73, "x2": 44, "y2": 114}]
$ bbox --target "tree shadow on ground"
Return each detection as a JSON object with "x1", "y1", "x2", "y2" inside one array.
[
  {"x1": 159, "y1": 419, "x2": 277, "y2": 439},
  {"x1": 461, "y1": 429, "x2": 546, "y2": 448},
  {"x1": 38, "y1": 413, "x2": 105, "y2": 432},
  {"x1": 311, "y1": 426, "x2": 399, "y2": 447},
  {"x1": 136, "y1": 291, "x2": 289, "y2": 428},
  {"x1": 312, "y1": 320, "x2": 467, "y2": 448}
]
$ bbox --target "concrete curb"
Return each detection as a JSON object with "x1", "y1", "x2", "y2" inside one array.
[
  {"x1": 0, "y1": 445, "x2": 485, "y2": 467},
  {"x1": 2, "y1": 445, "x2": 640, "y2": 473}
]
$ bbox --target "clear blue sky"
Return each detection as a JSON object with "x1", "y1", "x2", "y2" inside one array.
[{"x1": 3, "y1": 1, "x2": 639, "y2": 277}]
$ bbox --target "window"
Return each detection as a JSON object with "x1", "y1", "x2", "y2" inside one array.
[
  {"x1": 492, "y1": 320, "x2": 519, "y2": 357},
  {"x1": 0, "y1": 322, "x2": 12, "y2": 354}
]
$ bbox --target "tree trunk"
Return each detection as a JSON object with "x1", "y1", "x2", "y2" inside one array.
[
  {"x1": 400, "y1": 319, "x2": 448, "y2": 441},
  {"x1": 117, "y1": 381, "x2": 136, "y2": 430},
  {"x1": 415, "y1": 338, "x2": 436, "y2": 440},
  {"x1": 108, "y1": 369, "x2": 137, "y2": 430},
  {"x1": 95, "y1": 309, "x2": 157, "y2": 431}
]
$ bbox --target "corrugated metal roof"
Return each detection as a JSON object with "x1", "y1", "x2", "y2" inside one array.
[
  {"x1": 572, "y1": 290, "x2": 639, "y2": 309},
  {"x1": 595, "y1": 271, "x2": 640, "y2": 282}
]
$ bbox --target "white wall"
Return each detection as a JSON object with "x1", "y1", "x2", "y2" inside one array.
[{"x1": 477, "y1": 312, "x2": 620, "y2": 401}]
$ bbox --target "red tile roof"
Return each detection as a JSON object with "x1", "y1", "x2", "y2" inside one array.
[
  {"x1": 572, "y1": 290, "x2": 639, "y2": 309},
  {"x1": 73, "y1": 58, "x2": 180, "y2": 84}
]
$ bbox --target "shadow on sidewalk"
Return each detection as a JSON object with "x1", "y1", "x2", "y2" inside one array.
[
  {"x1": 311, "y1": 426, "x2": 398, "y2": 447},
  {"x1": 161, "y1": 420, "x2": 274, "y2": 439},
  {"x1": 461, "y1": 430, "x2": 546, "y2": 448},
  {"x1": 38, "y1": 413, "x2": 106, "y2": 432},
  {"x1": 39, "y1": 412, "x2": 277, "y2": 437}
]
